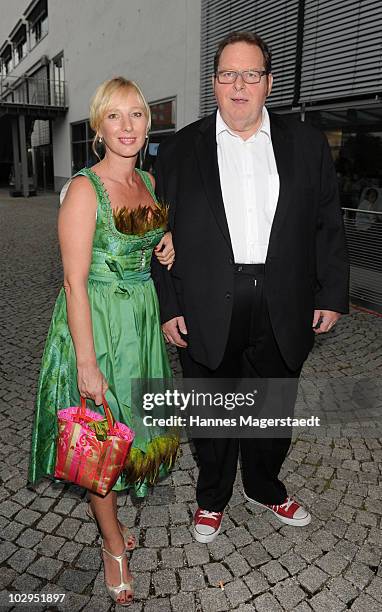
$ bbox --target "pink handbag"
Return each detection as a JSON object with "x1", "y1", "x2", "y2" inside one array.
[{"x1": 54, "y1": 396, "x2": 134, "y2": 496}]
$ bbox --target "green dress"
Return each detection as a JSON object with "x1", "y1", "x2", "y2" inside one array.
[{"x1": 28, "y1": 167, "x2": 179, "y2": 496}]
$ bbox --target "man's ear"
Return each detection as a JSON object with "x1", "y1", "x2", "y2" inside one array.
[{"x1": 266, "y1": 73, "x2": 273, "y2": 97}]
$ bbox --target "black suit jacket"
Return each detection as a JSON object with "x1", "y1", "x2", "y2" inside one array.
[{"x1": 152, "y1": 111, "x2": 349, "y2": 371}]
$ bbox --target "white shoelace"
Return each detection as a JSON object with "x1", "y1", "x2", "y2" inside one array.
[
  {"x1": 273, "y1": 497, "x2": 294, "y2": 512},
  {"x1": 198, "y1": 510, "x2": 221, "y2": 520}
]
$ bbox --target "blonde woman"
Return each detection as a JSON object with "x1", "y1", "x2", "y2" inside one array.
[{"x1": 28, "y1": 77, "x2": 179, "y2": 605}]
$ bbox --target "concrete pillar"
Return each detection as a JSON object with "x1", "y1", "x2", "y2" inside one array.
[
  {"x1": 18, "y1": 114, "x2": 29, "y2": 197},
  {"x1": 11, "y1": 118, "x2": 21, "y2": 193}
]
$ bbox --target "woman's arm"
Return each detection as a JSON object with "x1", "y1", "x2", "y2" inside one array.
[{"x1": 58, "y1": 176, "x2": 108, "y2": 405}]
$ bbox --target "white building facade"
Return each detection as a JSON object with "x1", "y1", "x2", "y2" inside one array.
[{"x1": 0, "y1": 0, "x2": 201, "y2": 191}]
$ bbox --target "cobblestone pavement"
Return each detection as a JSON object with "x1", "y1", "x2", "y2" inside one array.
[{"x1": 0, "y1": 192, "x2": 381, "y2": 612}]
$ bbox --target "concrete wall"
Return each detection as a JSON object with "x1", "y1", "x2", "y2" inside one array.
[{"x1": 0, "y1": 0, "x2": 201, "y2": 190}]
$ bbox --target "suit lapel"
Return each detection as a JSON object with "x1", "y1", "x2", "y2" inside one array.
[
  {"x1": 195, "y1": 114, "x2": 233, "y2": 252},
  {"x1": 267, "y1": 113, "x2": 295, "y2": 258}
]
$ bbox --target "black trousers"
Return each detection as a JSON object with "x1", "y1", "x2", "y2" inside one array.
[{"x1": 179, "y1": 264, "x2": 302, "y2": 512}]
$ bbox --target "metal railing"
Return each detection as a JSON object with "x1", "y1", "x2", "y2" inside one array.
[
  {"x1": 0, "y1": 74, "x2": 67, "y2": 107},
  {"x1": 342, "y1": 207, "x2": 382, "y2": 310}
]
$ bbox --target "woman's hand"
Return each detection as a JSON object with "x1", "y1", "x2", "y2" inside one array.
[
  {"x1": 77, "y1": 363, "x2": 108, "y2": 405},
  {"x1": 155, "y1": 232, "x2": 175, "y2": 270}
]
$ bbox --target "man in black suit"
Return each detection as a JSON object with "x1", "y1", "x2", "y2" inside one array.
[{"x1": 152, "y1": 31, "x2": 349, "y2": 543}]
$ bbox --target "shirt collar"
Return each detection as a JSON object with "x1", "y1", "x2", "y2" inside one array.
[{"x1": 216, "y1": 107, "x2": 271, "y2": 142}]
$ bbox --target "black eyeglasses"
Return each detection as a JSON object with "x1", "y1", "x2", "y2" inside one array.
[{"x1": 216, "y1": 70, "x2": 268, "y2": 84}]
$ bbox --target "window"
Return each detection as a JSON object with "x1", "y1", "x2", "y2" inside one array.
[
  {"x1": 305, "y1": 106, "x2": 382, "y2": 209},
  {"x1": 143, "y1": 98, "x2": 176, "y2": 172},
  {"x1": 71, "y1": 121, "x2": 97, "y2": 173},
  {"x1": 52, "y1": 52, "x2": 65, "y2": 106},
  {"x1": 1, "y1": 44, "x2": 12, "y2": 77},
  {"x1": 12, "y1": 23, "x2": 27, "y2": 66},
  {"x1": 25, "y1": 0, "x2": 48, "y2": 49}
]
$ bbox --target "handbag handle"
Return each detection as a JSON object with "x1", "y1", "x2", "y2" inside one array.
[{"x1": 78, "y1": 396, "x2": 115, "y2": 432}]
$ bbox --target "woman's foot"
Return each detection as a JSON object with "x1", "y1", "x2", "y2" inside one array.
[
  {"x1": 86, "y1": 502, "x2": 136, "y2": 550},
  {"x1": 102, "y1": 535, "x2": 134, "y2": 606}
]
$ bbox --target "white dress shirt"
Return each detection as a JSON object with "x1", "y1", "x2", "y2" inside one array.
[{"x1": 216, "y1": 107, "x2": 280, "y2": 264}]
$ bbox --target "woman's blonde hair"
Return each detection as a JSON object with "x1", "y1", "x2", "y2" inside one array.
[{"x1": 89, "y1": 76, "x2": 151, "y2": 158}]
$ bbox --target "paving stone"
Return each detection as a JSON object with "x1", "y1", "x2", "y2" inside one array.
[
  {"x1": 243, "y1": 570, "x2": 269, "y2": 596},
  {"x1": 58, "y1": 540, "x2": 84, "y2": 562},
  {"x1": 7, "y1": 547, "x2": 37, "y2": 573},
  {"x1": 0, "y1": 541, "x2": 18, "y2": 563},
  {"x1": 29, "y1": 496, "x2": 56, "y2": 513},
  {"x1": 74, "y1": 522, "x2": 98, "y2": 544},
  {"x1": 298, "y1": 566, "x2": 329, "y2": 594},
  {"x1": 15, "y1": 527, "x2": 44, "y2": 549},
  {"x1": 279, "y1": 551, "x2": 307, "y2": 575},
  {"x1": 12, "y1": 572, "x2": 42, "y2": 593},
  {"x1": 208, "y1": 534, "x2": 235, "y2": 561},
  {"x1": 144, "y1": 526, "x2": 168, "y2": 548},
  {"x1": 327, "y1": 576, "x2": 359, "y2": 604},
  {"x1": 225, "y1": 550, "x2": 251, "y2": 577},
  {"x1": 179, "y1": 567, "x2": 206, "y2": 591},
  {"x1": 130, "y1": 548, "x2": 158, "y2": 572},
  {"x1": 75, "y1": 546, "x2": 102, "y2": 570},
  {"x1": 1, "y1": 520, "x2": 25, "y2": 541},
  {"x1": 161, "y1": 546, "x2": 184, "y2": 568},
  {"x1": 345, "y1": 523, "x2": 368, "y2": 544},
  {"x1": 56, "y1": 517, "x2": 82, "y2": 538},
  {"x1": 11, "y1": 488, "x2": 37, "y2": 507},
  {"x1": 139, "y1": 506, "x2": 169, "y2": 527},
  {"x1": 81, "y1": 596, "x2": 111, "y2": 612},
  {"x1": 316, "y1": 551, "x2": 349, "y2": 576},
  {"x1": 273, "y1": 578, "x2": 306, "y2": 610},
  {"x1": 184, "y1": 542, "x2": 210, "y2": 566},
  {"x1": 224, "y1": 578, "x2": 251, "y2": 606},
  {"x1": 333, "y1": 539, "x2": 358, "y2": 561},
  {"x1": 204, "y1": 562, "x2": 232, "y2": 586},
  {"x1": 365, "y1": 575, "x2": 382, "y2": 602},
  {"x1": 13, "y1": 508, "x2": 41, "y2": 526},
  {"x1": 253, "y1": 592, "x2": 283, "y2": 611},
  {"x1": 355, "y1": 542, "x2": 381, "y2": 567},
  {"x1": 225, "y1": 525, "x2": 253, "y2": 548},
  {"x1": 170, "y1": 592, "x2": 195, "y2": 612},
  {"x1": 170, "y1": 525, "x2": 193, "y2": 546},
  {"x1": 152, "y1": 568, "x2": 177, "y2": 595},
  {"x1": 133, "y1": 571, "x2": 151, "y2": 600},
  {"x1": 0, "y1": 500, "x2": 22, "y2": 518},
  {"x1": 57, "y1": 568, "x2": 97, "y2": 594},
  {"x1": 246, "y1": 516, "x2": 275, "y2": 540},
  {"x1": 36, "y1": 534, "x2": 66, "y2": 556},
  {"x1": 350, "y1": 593, "x2": 382, "y2": 612},
  {"x1": 309, "y1": 588, "x2": 347, "y2": 612},
  {"x1": 54, "y1": 497, "x2": 77, "y2": 515},
  {"x1": 259, "y1": 560, "x2": 289, "y2": 584},
  {"x1": 28, "y1": 556, "x2": 63, "y2": 580},
  {"x1": 0, "y1": 567, "x2": 17, "y2": 589},
  {"x1": 198, "y1": 587, "x2": 229, "y2": 611},
  {"x1": 144, "y1": 598, "x2": 171, "y2": 612},
  {"x1": 241, "y1": 542, "x2": 272, "y2": 568},
  {"x1": 344, "y1": 562, "x2": 375, "y2": 589},
  {"x1": 262, "y1": 532, "x2": 291, "y2": 558}
]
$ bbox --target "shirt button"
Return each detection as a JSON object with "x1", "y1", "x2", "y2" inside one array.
[{"x1": 225, "y1": 292, "x2": 231, "y2": 300}]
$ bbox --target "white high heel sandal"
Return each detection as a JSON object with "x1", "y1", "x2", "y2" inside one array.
[{"x1": 102, "y1": 545, "x2": 134, "y2": 606}]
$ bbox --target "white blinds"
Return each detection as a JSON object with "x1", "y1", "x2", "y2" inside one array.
[
  {"x1": 200, "y1": 0, "x2": 300, "y2": 116},
  {"x1": 300, "y1": 0, "x2": 382, "y2": 102}
]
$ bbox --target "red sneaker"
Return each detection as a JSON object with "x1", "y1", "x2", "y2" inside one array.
[
  {"x1": 244, "y1": 493, "x2": 311, "y2": 526},
  {"x1": 193, "y1": 508, "x2": 223, "y2": 543}
]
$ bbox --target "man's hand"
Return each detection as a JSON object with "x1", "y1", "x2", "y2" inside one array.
[
  {"x1": 162, "y1": 316, "x2": 188, "y2": 347},
  {"x1": 312, "y1": 309, "x2": 341, "y2": 334}
]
